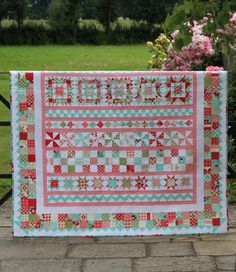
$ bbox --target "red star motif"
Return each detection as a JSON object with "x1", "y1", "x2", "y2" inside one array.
[
  {"x1": 165, "y1": 76, "x2": 191, "y2": 104},
  {"x1": 164, "y1": 175, "x2": 178, "y2": 190},
  {"x1": 135, "y1": 176, "x2": 148, "y2": 190}
]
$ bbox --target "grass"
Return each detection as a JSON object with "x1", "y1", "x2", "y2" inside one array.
[{"x1": 0, "y1": 44, "x2": 149, "y2": 196}]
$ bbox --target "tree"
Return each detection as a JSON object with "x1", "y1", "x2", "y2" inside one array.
[
  {"x1": 80, "y1": 0, "x2": 96, "y2": 19},
  {"x1": 0, "y1": 0, "x2": 10, "y2": 41},
  {"x1": 131, "y1": 0, "x2": 180, "y2": 29},
  {"x1": 10, "y1": 0, "x2": 29, "y2": 30},
  {"x1": 0, "y1": 0, "x2": 9, "y2": 21},
  {"x1": 26, "y1": 0, "x2": 51, "y2": 19},
  {"x1": 93, "y1": 0, "x2": 117, "y2": 34},
  {"x1": 48, "y1": 0, "x2": 82, "y2": 43},
  {"x1": 115, "y1": 0, "x2": 142, "y2": 20}
]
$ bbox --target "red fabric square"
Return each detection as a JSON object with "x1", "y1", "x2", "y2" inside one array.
[
  {"x1": 211, "y1": 174, "x2": 219, "y2": 182},
  {"x1": 20, "y1": 132, "x2": 27, "y2": 140},
  {"x1": 127, "y1": 165, "x2": 134, "y2": 173},
  {"x1": 58, "y1": 214, "x2": 68, "y2": 221},
  {"x1": 112, "y1": 165, "x2": 119, "y2": 173},
  {"x1": 21, "y1": 207, "x2": 29, "y2": 214},
  {"x1": 19, "y1": 103, "x2": 28, "y2": 111},
  {"x1": 28, "y1": 199, "x2": 36, "y2": 208},
  {"x1": 25, "y1": 72, "x2": 33, "y2": 83},
  {"x1": 190, "y1": 218, "x2": 198, "y2": 226},
  {"x1": 28, "y1": 140, "x2": 35, "y2": 147},
  {"x1": 212, "y1": 218, "x2": 221, "y2": 226},
  {"x1": 161, "y1": 220, "x2": 168, "y2": 227},
  {"x1": 54, "y1": 165, "x2": 61, "y2": 173},
  {"x1": 204, "y1": 160, "x2": 211, "y2": 167},
  {"x1": 98, "y1": 165, "x2": 105, "y2": 173},
  {"x1": 28, "y1": 154, "x2": 36, "y2": 162},
  {"x1": 50, "y1": 180, "x2": 58, "y2": 188},
  {"x1": 204, "y1": 108, "x2": 212, "y2": 115},
  {"x1": 212, "y1": 152, "x2": 219, "y2": 160},
  {"x1": 94, "y1": 221, "x2": 102, "y2": 228},
  {"x1": 171, "y1": 149, "x2": 179, "y2": 157},
  {"x1": 42, "y1": 214, "x2": 51, "y2": 222},
  {"x1": 211, "y1": 137, "x2": 219, "y2": 145}
]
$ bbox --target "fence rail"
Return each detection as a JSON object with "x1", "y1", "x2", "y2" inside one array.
[
  {"x1": 1, "y1": 72, "x2": 236, "y2": 206},
  {"x1": 0, "y1": 93, "x2": 12, "y2": 206}
]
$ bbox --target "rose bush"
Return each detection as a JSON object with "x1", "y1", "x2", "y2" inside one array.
[{"x1": 146, "y1": 21, "x2": 224, "y2": 71}]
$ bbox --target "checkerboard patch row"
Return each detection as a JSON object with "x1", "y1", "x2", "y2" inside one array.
[
  {"x1": 46, "y1": 148, "x2": 193, "y2": 174},
  {"x1": 45, "y1": 107, "x2": 194, "y2": 118}
]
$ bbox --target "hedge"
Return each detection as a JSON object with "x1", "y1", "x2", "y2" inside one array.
[{"x1": 0, "y1": 19, "x2": 162, "y2": 45}]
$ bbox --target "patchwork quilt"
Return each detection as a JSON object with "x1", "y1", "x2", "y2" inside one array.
[{"x1": 11, "y1": 71, "x2": 227, "y2": 236}]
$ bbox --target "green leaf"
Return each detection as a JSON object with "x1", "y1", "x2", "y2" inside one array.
[
  {"x1": 173, "y1": 37, "x2": 185, "y2": 51},
  {"x1": 203, "y1": 22, "x2": 217, "y2": 34},
  {"x1": 180, "y1": 26, "x2": 192, "y2": 45},
  {"x1": 191, "y1": 2, "x2": 207, "y2": 19},
  {"x1": 174, "y1": 25, "x2": 192, "y2": 48},
  {"x1": 183, "y1": 1, "x2": 192, "y2": 15},
  {"x1": 174, "y1": 6, "x2": 186, "y2": 25},
  {"x1": 216, "y1": 10, "x2": 230, "y2": 27},
  {"x1": 163, "y1": 14, "x2": 176, "y2": 32},
  {"x1": 163, "y1": 4, "x2": 187, "y2": 33}
]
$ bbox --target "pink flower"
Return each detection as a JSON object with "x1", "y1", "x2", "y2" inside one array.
[
  {"x1": 161, "y1": 21, "x2": 216, "y2": 71},
  {"x1": 206, "y1": 66, "x2": 215, "y2": 71},
  {"x1": 206, "y1": 66, "x2": 224, "y2": 71},
  {"x1": 230, "y1": 12, "x2": 236, "y2": 22},
  {"x1": 216, "y1": 28, "x2": 226, "y2": 35},
  {"x1": 192, "y1": 21, "x2": 203, "y2": 35}
]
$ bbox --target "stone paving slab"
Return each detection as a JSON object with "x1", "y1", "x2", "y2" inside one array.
[
  {"x1": 13, "y1": 236, "x2": 96, "y2": 245},
  {"x1": 215, "y1": 256, "x2": 236, "y2": 271},
  {"x1": 170, "y1": 234, "x2": 201, "y2": 242},
  {"x1": 1, "y1": 259, "x2": 82, "y2": 272},
  {"x1": 96, "y1": 236, "x2": 172, "y2": 243},
  {"x1": 149, "y1": 242, "x2": 194, "y2": 256},
  {"x1": 193, "y1": 241, "x2": 236, "y2": 256},
  {"x1": 200, "y1": 232, "x2": 236, "y2": 241},
  {"x1": 133, "y1": 256, "x2": 217, "y2": 272},
  {"x1": 83, "y1": 259, "x2": 132, "y2": 272},
  {"x1": 68, "y1": 243, "x2": 146, "y2": 258},
  {"x1": 0, "y1": 234, "x2": 235, "y2": 271},
  {"x1": 0, "y1": 242, "x2": 68, "y2": 261}
]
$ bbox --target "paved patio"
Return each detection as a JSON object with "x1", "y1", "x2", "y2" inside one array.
[{"x1": 0, "y1": 200, "x2": 236, "y2": 272}]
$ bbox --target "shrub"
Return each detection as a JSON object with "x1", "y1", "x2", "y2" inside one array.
[{"x1": 0, "y1": 19, "x2": 162, "y2": 45}]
